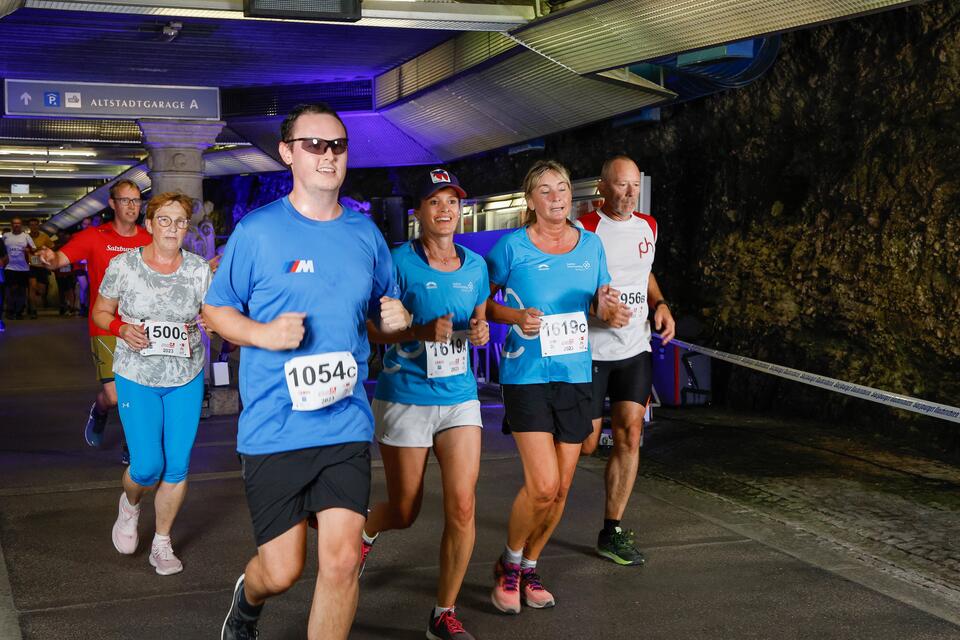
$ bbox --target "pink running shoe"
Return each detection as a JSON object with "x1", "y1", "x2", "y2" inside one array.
[
  {"x1": 491, "y1": 557, "x2": 521, "y2": 614},
  {"x1": 359, "y1": 536, "x2": 375, "y2": 577},
  {"x1": 521, "y1": 568, "x2": 556, "y2": 608},
  {"x1": 149, "y1": 537, "x2": 184, "y2": 576},
  {"x1": 426, "y1": 608, "x2": 476, "y2": 640},
  {"x1": 111, "y1": 493, "x2": 140, "y2": 555}
]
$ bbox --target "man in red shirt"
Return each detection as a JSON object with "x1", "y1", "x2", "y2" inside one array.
[{"x1": 38, "y1": 180, "x2": 152, "y2": 455}]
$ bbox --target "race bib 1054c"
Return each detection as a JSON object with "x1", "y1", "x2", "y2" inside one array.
[{"x1": 284, "y1": 351, "x2": 358, "y2": 411}]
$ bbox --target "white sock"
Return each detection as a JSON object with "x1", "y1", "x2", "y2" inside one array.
[
  {"x1": 121, "y1": 493, "x2": 140, "y2": 512},
  {"x1": 361, "y1": 530, "x2": 378, "y2": 545},
  {"x1": 152, "y1": 533, "x2": 170, "y2": 547},
  {"x1": 520, "y1": 557, "x2": 537, "y2": 570},
  {"x1": 433, "y1": 606, "x2": 453, "y2": 618},
  {"x1": 502, "y1": 545, "x2": 522, "y2": 566}
]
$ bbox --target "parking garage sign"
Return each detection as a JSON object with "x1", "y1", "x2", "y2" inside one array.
[{"x1": 4, "y1": 79, "x2": 220, "y2": 120}]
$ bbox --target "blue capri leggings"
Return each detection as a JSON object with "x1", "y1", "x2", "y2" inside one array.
[{"x1": 115, "y1": 372, "x2": 204, "y2": 487}]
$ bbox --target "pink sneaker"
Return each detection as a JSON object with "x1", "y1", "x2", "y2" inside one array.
[
  {"x1": 521, "y1": 568, "x2": 555, "y2": 608},
  {"x1": 149, "y1": 537, "x2": 183, "y2": 575},
  {"x1": 491, "y1": 558, "x2": 521, "y2": 614},
  {"x1": 111, "y1": 494, "x2": 140, "y2": 555},
  {"x1": 359, "y1": 536, "x2": 375, "y2": 577}
]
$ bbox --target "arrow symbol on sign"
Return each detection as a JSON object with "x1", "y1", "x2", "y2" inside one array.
[{"x1": 20, "y1": 92, "x2": 31, "y2": 105}]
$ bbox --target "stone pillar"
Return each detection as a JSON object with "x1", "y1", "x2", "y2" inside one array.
[{"x1": 137, "y1": 119, "x2": 225, "y2": 260}]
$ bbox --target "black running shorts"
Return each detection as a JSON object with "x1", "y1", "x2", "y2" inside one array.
[
  {"x1": 590, "y1": 351, "x2": 653, "y2": 419},
  {"x1": 501, "y1": 382, "x2": 593, "y2": 444},
  {"x1": 241, "y1": 442, "x2": 371, "y2": 547}
]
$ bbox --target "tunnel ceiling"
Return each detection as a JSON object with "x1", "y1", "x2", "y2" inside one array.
[{"x1": 0, "y1": 0, "x2": 929, "y2": 225}]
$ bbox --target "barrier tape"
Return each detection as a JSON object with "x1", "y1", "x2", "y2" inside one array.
[{"x1": 656, "y1": 335, "x2": 960, "y2": 424}]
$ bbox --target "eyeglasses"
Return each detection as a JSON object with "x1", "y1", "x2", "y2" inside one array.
[
  {"x1": 114, "y1": 197, "x2": 142, "y2": 207},
  {"x1": 154, "y1": 216, "x2": 190, "y2": 229},
  {"x1": 283, "y1": 137, "x2": 348, "y2": 156}
]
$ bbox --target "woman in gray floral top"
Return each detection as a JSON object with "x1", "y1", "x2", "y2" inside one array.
[{"x1": 93, "y1": 192, "x2": 211, "y2": 576}]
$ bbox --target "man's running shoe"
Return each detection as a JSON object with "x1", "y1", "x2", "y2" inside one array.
[
  {"x1": 359, "y1": 535, "x2": 376, "y2": 577},
  {"x1": 490, "y1": 557, "x2": 521, "y2": 614},
  {"x1": 596, "y1": 526, "x2": 646, "y2": 566},
  {"x1": 149, "y1": 537, "x2": 184, "y2": 575},
  {"x1": 111, "y1": 493, "x2": 140, "y2": 555},
  {"x1": 222, "y1": 575, "x2": 260, "y2": 640},
  {"x1": 520, "y1": 568, "x2": 555, "y2": 608},
  {"x1": 84, "y1": 403, "x2": 107, "y2": 447},
  {"x1": 426, "y1": 608, "x2": 475, "y2": 640}
]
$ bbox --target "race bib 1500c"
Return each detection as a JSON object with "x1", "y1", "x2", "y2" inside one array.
[
  {"x1": 425, "y1": 330, "x2": 469, "y2": 379},
  {"x1": 539, "y1": 311, "x2": 588, "y2": 357},
  {"x1": 140, "y1": 321, "x2": 191, "y2": 358},
  {"x1": 284, "y1": 351, "x2": 358, "y2": 411}
]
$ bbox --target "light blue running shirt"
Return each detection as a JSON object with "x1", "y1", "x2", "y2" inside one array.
[
  {"x1": 486, "y1": 226, "x2": 610, "y2": 385},
  {"x1": 205, "y1": 197, "x2": 398, "y2": 455},
  {"x1": 374, "y1": 241, "x2": 490, "y2": 406}
]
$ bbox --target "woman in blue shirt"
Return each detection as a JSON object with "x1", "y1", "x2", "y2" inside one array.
[
  {"x1": 485, "y1": 160, "x2": 630, "y2": 615},
  {"x1": 364, "y1": 169, "x2": 490, "y2": 640}
]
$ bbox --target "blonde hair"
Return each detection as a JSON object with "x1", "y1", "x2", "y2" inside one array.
[
  {"x1": 521, "y1": 160, "x2": 571, "y2": 226},
  {"x1": 145, "y1": 192, "x2": 195, "y2": 222}
]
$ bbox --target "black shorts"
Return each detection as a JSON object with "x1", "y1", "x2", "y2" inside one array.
[
  {"x1": 591, "y1": 351, "x2": 653, "y2": 418},
  {"x1": 3, "y1": 270, "x2": 29, "y2": 287},
  {"x1": 501, "y1": 382, "x2": 593, "y2": 444},
  {"x1": 240, "y1": 441, "x2": 371, "y2": 547},
  {"x1": 29, "y1": 267, "x2": 49, "y2": 282}
]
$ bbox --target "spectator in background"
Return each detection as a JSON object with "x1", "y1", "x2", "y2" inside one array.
[
  {"x1": 3, "y1": 217, "x2": 35, "y2": 320},
  {"x1": 27, "y1": 218, "x2": 54, "y2": 318}
]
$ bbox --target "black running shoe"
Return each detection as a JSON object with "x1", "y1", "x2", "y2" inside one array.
[
  {"x1": 222, "y1": 575, "x2": 260, "y2": 640},
  {"x1": 596, "y1": 527, "x2": 646, "y2": 566}
]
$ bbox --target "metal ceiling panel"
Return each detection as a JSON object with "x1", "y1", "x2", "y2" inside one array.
[
  {"x1": 509, "y1": 0, "x2": 924, "y2": 75},
  {"x1": 0, "y1": 8, "x2": 457, "y2": 87},
  {"x1": 21, "y1": 0, "x2": 535, "y2": 31},
  {"x1": 221, "y1": 81, "x2": 373, "y2": 118},
  {"x1": 375, "y1": 31, "x2": 516, "y2": 108},
  {"x1": 227, "y1": 112, "x2": 441, "y2": 168},
  {"x1": 204, "y1": 146, "x2": 285, "y2": 175},
  {"x1": 380, "y1": 48, "x2": 673, "y2": 160},
  {"x1": 0, "y1": 118, "x2": 246, "y2": 145}
]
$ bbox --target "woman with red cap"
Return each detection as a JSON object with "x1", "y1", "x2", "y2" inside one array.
[{"x1": 363, "y1": 168, "x2": 490, "y2": 640}]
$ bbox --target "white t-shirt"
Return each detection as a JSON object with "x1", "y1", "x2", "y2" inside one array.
[
  {"x1": 100, "y1": 248, "x2": 212, "y2": 387},
  {"x1": 3, "y1": 232, "x2": 36, "y2": 271},
  {"x1": 575, "y1": 209, "x2": 658, "y2": 361}
]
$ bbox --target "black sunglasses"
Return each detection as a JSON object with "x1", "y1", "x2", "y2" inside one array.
[{"x1": 283, "y1": 137, "x2": 348, "y2": 156}]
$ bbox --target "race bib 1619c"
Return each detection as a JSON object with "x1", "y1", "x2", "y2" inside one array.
[{"x1": 539, "y1": 311, "x2": 588, "y2": 357}]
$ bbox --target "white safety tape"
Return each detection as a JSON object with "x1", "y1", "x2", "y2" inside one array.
[{"x1": 655, "y1": 335, "x2": 960, "y2": 424}]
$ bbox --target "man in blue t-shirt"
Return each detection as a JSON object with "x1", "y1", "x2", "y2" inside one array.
[{"x1": 204, "y1": 103, "x2": 411, "y2": 640}]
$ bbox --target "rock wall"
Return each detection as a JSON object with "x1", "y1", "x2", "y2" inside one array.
[{"x1": 207, "y1": 1, "x2": 959, "y2": 445}]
